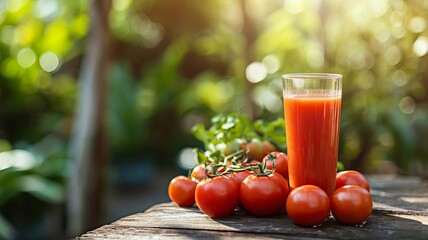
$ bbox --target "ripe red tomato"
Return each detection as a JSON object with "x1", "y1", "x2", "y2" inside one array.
[
  {"x1": 262, "y1": 152, "x2": 288, "y2": 179},
  {"x1": 224, "y1": 138, "x2": 247, "y2": 156},
  {"x1": 168, "y1": 176, "x2": 197, "y2": 207},
  {"x1": 191, "y1": 164, "x2": 206, "y2": 182},
  {"x1": 247, "y1": 138, "x2": 265, "y2": 162},
  {"x1": 240, "y1": 172, "x2": 289, "y2": 217},
  {"x1": 231, "y1": 171, "x2": 251, "y2": 186},
  {"x1": 336, "y1": 170, "x2": 370, "y2": 192},
  {"x1": 331, "y1": 185, "x2": 373, "y2": 225},
  {"x1": 286, "y1": 185, "x2": 330, "y2": 227},
  {"x1": 247, "y1": 139, "x2": 277, "y2": 162},
  {"x1": 195, "y1": 175, "x2": 239, "y2": 218},
  {"x1": 262, "y1": 140, "x2": 277, "y2": 154}
]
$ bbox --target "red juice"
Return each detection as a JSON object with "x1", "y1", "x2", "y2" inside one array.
[{"x1": 284, "y1": 93, "x2": 341, "y2": 197}]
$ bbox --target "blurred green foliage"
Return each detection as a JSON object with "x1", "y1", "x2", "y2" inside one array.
[
  {"x1": 0, "y1": 136, "x2": 67, "y2": 239},
  {"x1": 1, "y1": 0, "x2": 428, "y2": 238},
  {"x1": 191, "y1": 113, "x2": 285, "y2": 164}
]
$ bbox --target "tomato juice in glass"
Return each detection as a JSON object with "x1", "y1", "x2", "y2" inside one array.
[{"x1": 282, "y1": 74, "x2": 342, "y2": 197}]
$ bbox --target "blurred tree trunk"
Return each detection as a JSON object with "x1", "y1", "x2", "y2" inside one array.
[
  {"x1": 318, "y1": 0, "x2": 328, "y2": 66},
  {"x1": 240, "y1": 0, "x2": 256, "y2": 119},
  {"x1": 67, "y1": 0, "x2": 111, "y2": 237}
]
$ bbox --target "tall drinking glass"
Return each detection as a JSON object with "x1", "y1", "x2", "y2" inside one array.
[{"x1": 282, "y1": 73, "x2": 342, "y2": 197}]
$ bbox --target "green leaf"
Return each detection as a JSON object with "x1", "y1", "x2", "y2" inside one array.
[
  {"x1": 0, "y1": 213, "x2": 14, "y2": 240},
  {"x1": 191, "y1": 124, "x2": 210, "y2": 145},
  {"x1": 194, "y1": 148, "x2": 208, "y2": 164},
  {"x1": 191, "y1": 113, "x2": 288, "y2": 162},
  {"x1": 0, "y1": 168, "x2": 22, "y2": 206},
  {"x1": 18, "y1": 176, "x2": 64, "y2": 203},
  {"x1": 337, "y1": 161, "x2": 345, "y2": 172},
  {"x1": 221, "y1": 122, "x2": 235, "y2": 130},
  {"x1": 254, "y1": 119, "x2": 267, "y2": 134}
]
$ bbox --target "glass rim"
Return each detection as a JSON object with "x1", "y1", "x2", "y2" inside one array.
[{"x1": 282, "y1": 73, "x2": 342, "y2": 79}]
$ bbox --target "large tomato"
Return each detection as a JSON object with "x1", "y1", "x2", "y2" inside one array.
[
  {"x1": 336, "y1": 170, "x2": 370, "y2": 192},
  {"x1": 191, "y1": 164, "x2": 206, "y2": 182},
  {"x1": 331, "y1": 185, "x2": 373, "y2": 225},
  {"x1": 262, "y1": 152, "x2": 288, "y2": 179},
  {"x1": 168, "y1": 176, "x2": 197, "y2": 207},
  {"x1": 240, "y1": 172, "x2": 289, "y2": 217},
  {"x1": 286, "y1": 185, "x2": 330, "y2": 227},
  {"x1": 195, "y1": 175, "x2": 240, "y2": 218}
]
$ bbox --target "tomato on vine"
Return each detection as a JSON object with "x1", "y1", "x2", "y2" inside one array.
[
  {"x1": 195, "y1": 175, "x2": 240, "y2": 218},
  {"x1": 168, "y1": 176, "x2": 197, "y2": 207},
  {"x1": 262, "y1": 152, "x2": 288, "y2": 179},
  {"x1": 191, "y1": 164, "x2": 206, "y2": 182},
  {"x1": 240, "y1": 172, "x2": 289, "y2": 217}
]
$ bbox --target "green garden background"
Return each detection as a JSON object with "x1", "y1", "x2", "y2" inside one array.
[{"x1": 0, "y1": 0, "x2": 427, "y2": 239}]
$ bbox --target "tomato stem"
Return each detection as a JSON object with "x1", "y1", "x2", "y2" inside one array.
[
  {"x1": 223, "y1": 149, "x2": 246, "y2": 165},
  {"x1": 203, "y1": 151, "x2": 276, "y2": 178}
]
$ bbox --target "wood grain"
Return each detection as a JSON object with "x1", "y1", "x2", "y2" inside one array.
[{"x1": 78, "y1": 176, "x2": 428, "y2": 239}]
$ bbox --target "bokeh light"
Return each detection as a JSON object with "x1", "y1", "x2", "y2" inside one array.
[
  {"x1": 284, "y1": 0, "x2": 303, "y2": 15},
  {"x1": 34, "y1": 0, "x2": 58, "y2": 19},
  {"x1": 262, "y1": 55, "x2": 280, "y2": 74},
  {"x1": 252, "y1": 85, "x2": 282, "y2": 113},
  {"x1": 17, "y1": 48, "x2": 36, "y2": 68},
  {"x1": 392, "y1": 70, "x2": 408, "y2": 87},
  {"x1": 5, "y1": 0, "x2": 26, "y2": 12},
  {"x1": 177, "y1": 148, "x2": 198, "y2": 170},
  {"x1": 246, "y1": 62, "x2": 267, "y2": 83},
  {"x1": 385, "y1": 45, "x2": 401, "y2": 65},
  {"x1": 408, "y1": 16, "x2": 426, "y2": 33},
  {"x1": 399, "y1": 96, "x2": 416, "y2": 115},
  {"x1": 112, "y1": 0, "x2": 131, "y2": 11},
  {"x1": 0, "y1": 150, "x2": 37, "y2": 171},
  {"x1": 39, "y1": 51, "x2": 59, "y2": 72},
  {"x1": 412, "y1": 36, "x2": 428, "y2": 57}
]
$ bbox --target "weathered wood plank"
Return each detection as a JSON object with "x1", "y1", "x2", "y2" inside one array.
[
  {"x1": 79, "y1": 203, "x2": 428, "y2": 239},
  {"x1": 79, "y1": 176, "x2": 428, "y2": 239},
  {"x1": 78, "y1": 226, "x2": 324, "y2": 240},
  {"x1": 368, "y1": 175, "x2": 428, "y2": 215}
]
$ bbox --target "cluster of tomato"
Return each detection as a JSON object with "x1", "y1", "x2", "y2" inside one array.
[{"x1": 168, "y1": 152, "x2": 372, "y2": 227}]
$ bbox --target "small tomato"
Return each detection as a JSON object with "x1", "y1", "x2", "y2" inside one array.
[
  {"x1": 262, "y1": 152, "x2": 288, "y2": 180},
  {"x1": 168, "y1": 176, "x2": 197, "y2": 207},
  {"x1": 191, "y1": 164, "x2": 206, "y2": 182}
]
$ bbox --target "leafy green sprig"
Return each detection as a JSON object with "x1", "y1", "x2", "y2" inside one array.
[{"x1": 191, "y1": 113, "x2": 286, "y2": 165}]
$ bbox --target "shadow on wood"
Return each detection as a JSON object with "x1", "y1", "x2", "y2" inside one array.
[{"x1": 78, "y1": 176, "x2": 428, "y2": 239}]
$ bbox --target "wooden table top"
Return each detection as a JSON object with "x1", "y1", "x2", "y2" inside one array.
[{"x1": 78, "y1": 175, "x2": 428, "y2": 239}]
